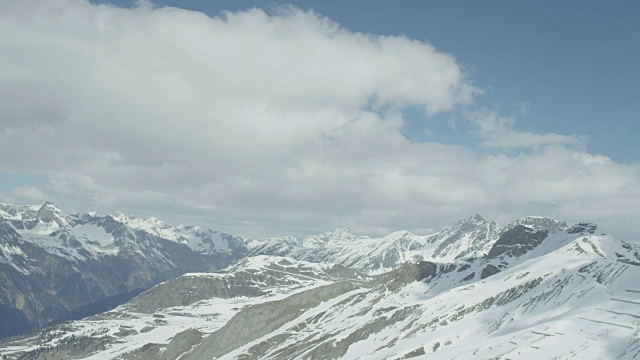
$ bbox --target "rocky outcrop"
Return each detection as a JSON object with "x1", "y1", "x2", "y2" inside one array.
[
  {"x1": 0, "y1": 203, "x2": 249, "y2": 339},
  {"x1": 567, "y1": 222, "x2": 598, "y2": 234},
  {"x1": 501, "y1": 216, "x2": 568, "y2": 234},
  {"x1": 486, "y1": 225, "x2": 548, "y2": 259},
  {"x1": 184, "y1": 281, "x2": 361, "y2": 360},
  {"x1": 126, "y1": 257, "x2": 368, "y2": 314},
  {"x1": 480, "y1": 264, "x2": 500, "y2": 279}
]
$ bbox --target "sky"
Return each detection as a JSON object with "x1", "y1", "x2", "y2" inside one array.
[{"x1": 0, "y1": 0, "x2": 639, "y2": 239}]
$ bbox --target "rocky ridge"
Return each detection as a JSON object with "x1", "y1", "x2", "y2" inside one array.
[
  {"x1": 0, "y1": 202, "x2": 249, "y2": 339},
  {"x1": 1, "y1": 212, "x2": 638, "y2": 359}
]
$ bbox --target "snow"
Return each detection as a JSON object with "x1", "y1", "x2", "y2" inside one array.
[
  {"x1": 2, "y1": 204, "x2": 639, "y2": 359},
  {"x1": 73, "y1": 224, "x2": 115, "y2": 247},
  {"x1": 109, "y1": 212, "x2": 234, "y2": 254},
  {"x1": 3, "y1": 230, "x2": 639, "y2": 359},
  {"x1": 0, "y1": 262, "x2": 334, "y2": 360},
  {"x1": 0, "y1": 243, "x2": 30, "y2": 275}
]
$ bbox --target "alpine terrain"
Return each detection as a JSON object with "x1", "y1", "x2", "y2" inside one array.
[
  {"x1": 0, "y1": 203, "x2": 638, "y2": 359},
  {"x1": 0, "y1": 202, "x2": 248, "y2": 340}
]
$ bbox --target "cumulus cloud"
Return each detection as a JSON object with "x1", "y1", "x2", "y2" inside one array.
[{"x1": 0, "y1": 0, "x2": 638, "y2": 238}]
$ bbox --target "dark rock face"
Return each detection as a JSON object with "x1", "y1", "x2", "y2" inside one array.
[
  {"x1": 480, "y1": 264, "x2": 500, "y2": 279},
  {"x1": 0, "y1": 203, "x2": 249, "y2": 340},
  {"x1": 0, "y1": 230, "x2": 236, "y2": 339},
  {"x1": 567, "y1": 222, "x2": 598, "y2": 234},
  {"x1": 0, "y1": 304, "x2": 30, "y2": 339},
  {"x1": 486, "y1": 225, "x2": 549, "y2": 259},
  {"x1": 376, "y1": 261, "x2": 439, "y2": 290}
]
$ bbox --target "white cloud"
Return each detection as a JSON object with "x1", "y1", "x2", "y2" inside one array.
[
  {"x1": 468, "y1": 108, "x2": 588, "y2": 149},
  {"x1": 0, "y1": 0, "x2": 639, "y2": 239},
  {"x1": 8, "y1": 186, "x2": 47, "y2": 202}
]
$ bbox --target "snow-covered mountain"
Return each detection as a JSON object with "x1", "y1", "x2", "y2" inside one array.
[
  {"x1": 2, "y1": 213, "x2": 637, "y2": 359},
  {"x1": 248, "y1": 214, "x2": 548, "y2": 273},
  {"x1": 0, "y1": 202, "x2": 249, "y2": 339}
]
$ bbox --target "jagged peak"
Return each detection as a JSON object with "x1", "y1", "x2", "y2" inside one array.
[
  {"x1": 83, "y1": 211, "x2": 99, "y2": 218},
  {"x1": 440, "y1": 214, "x2": 497, "y2": 234},
  {"x1": 110, "y1": 212, "x2": 174, "y2": 228},
  {"x1": 0, "y1": 202, "x2": 42, "y2": 214},
  {"x1": 331, "y1": 227, "x2": 351, "y2": 235},
  {"x1": 110, "y1": 211, "x2": 128, "y2": 221},
  {"x1": 502, "y1": 216, "x2": 568, "y2": 234},
  {"x1": 38, "y1": 200, "x2": 58, "y2": 209},
  {"x1": 33, "y1": 201, "x2": 68, "y2": 227}
]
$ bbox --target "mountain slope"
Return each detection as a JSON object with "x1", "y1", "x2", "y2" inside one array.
[
  {"x1": 2, "y1": 218, "x2": 638, "y2": 359},
  {"x1": 0, "y1": 202, "x2": 249, "y2": 339},
  {"x1": 189, "y1": 228, "x2": 640, "y2": 360}
]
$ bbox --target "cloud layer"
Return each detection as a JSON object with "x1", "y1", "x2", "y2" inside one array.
[{"x1": 1, "y1": 0, "x2": 638, "y2": 238}]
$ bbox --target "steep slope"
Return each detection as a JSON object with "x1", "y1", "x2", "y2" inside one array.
[
  {"x1": 3, "y1": 219, "x2": 637, "y2": 359},
  {"x1": 186, "y1": 228, "x2": 640, "y2": 360},
  {"x1": 0, "y1": 202, "x2": 249, "y2": 339},
  {"x1": 0, "y1": 256, "x2": 369, "y2": 360}
]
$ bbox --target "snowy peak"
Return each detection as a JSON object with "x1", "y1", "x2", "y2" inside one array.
[
  {"x1": 0, "y1": 201, "x2": 68, "y2": 229},
  {"x1": 0, "y1": 202, "x2": 249, "y2": 260},
  {"x1": 249, "y1": 215, "x2": 505, "y2": 274},
  {"x1": 35, "y1": 201, "x2": 68, "y2": 227},
  {"x1": 103, "y1": 212, "x2": 246, "y2": 255},
  {"x1": 2, "y1": 209, "x2": 639, "y2": 359},
  {"x1": 301, "y1": 227, "x2": 365, "y2": 248},
  {"x1": 502, "y1": 215, "x2": 568, "y2": 234},
  {"x1": 109, "y1": 212, "x2": 176, "y2": 237},
  {"x1": 0, "y1": 203, "x2": 251, "y2": 340},
  {"x1": 430, "y1": 214, "x2": 500, "y2": 261}
]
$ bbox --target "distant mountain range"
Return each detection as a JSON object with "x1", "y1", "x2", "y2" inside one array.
[
  {"x1": 0, "y1": 202, "x2": 248, "y2": 339},
  {"x1": 1, "y1": 202, "x2": 638, "y2": 359}
]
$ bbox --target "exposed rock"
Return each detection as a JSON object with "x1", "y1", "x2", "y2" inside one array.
[
  {"x1": 184, "y1": 282, "x2": 361, "y2": 360},
  {"x1": 376, "y1": 261, "x2": 439, "y2": 290},
  {"x1": 501, "y1": 216, "x2": 568, "y2": 234},
  {"x1": 567, "y1": 222, "x2": 598, "y2": 234},
  {"x1": 160, "y1": 328, "x2": 203, "y2": 360},
  {"x1": 480, "y1": 264, "x2": 500, "y2": 279},
  {"x1": 0, "y1": 202, "x2": 248, "y2": 339},
  {"x1": 399, "y1": 346, "x2": 425, "y2": 359},
  {"x1": 126, "y1": 257, "x2": 367, "y2": 314},
  {"x1": 486, "y1": 225, "x2": 549, "y2": 259}
]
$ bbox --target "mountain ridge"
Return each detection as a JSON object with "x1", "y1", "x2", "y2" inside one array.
[
  {"x1": 0, "y1": 201, "x2": 249, "y2": 339},
  {"x1": 2, "y1": 222, "x2": 637, "y2": 359},
  {"x1": 1, "y1": 201, "x2": 638, "y2": 359}
]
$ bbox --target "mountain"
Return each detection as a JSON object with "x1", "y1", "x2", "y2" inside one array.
[
  {"x1": 248, "y1": 214, "x2": 502, "y2": 273},
  {"x1": 2, "y1": 214, "x2": 637, "y2": 359},
  {"x1": 0, "y1": 202, "x2": 249, "y2": 339}
]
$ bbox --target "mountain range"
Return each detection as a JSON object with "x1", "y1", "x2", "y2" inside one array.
[
  {"x1": 0, "y1": 202, "x2": 248, "y2": 339},
  {"x1": 0, "y1": 202, "x2": 638, "y2": 359}
]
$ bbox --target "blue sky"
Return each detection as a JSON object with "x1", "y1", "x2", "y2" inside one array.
[{"x1": 1, "y1": 0, "x2": 639, "y2": 238}]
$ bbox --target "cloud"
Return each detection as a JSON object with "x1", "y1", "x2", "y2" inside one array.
[
  {"x1": 468, "y1": 108, "x2": 588, "y2": 149},
  {"x1": 7, "y1": 186, "x2": 47, "y2": 202},
  {"x1": 0, "y1": 0, "x2": 639, "y2": 238}
]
